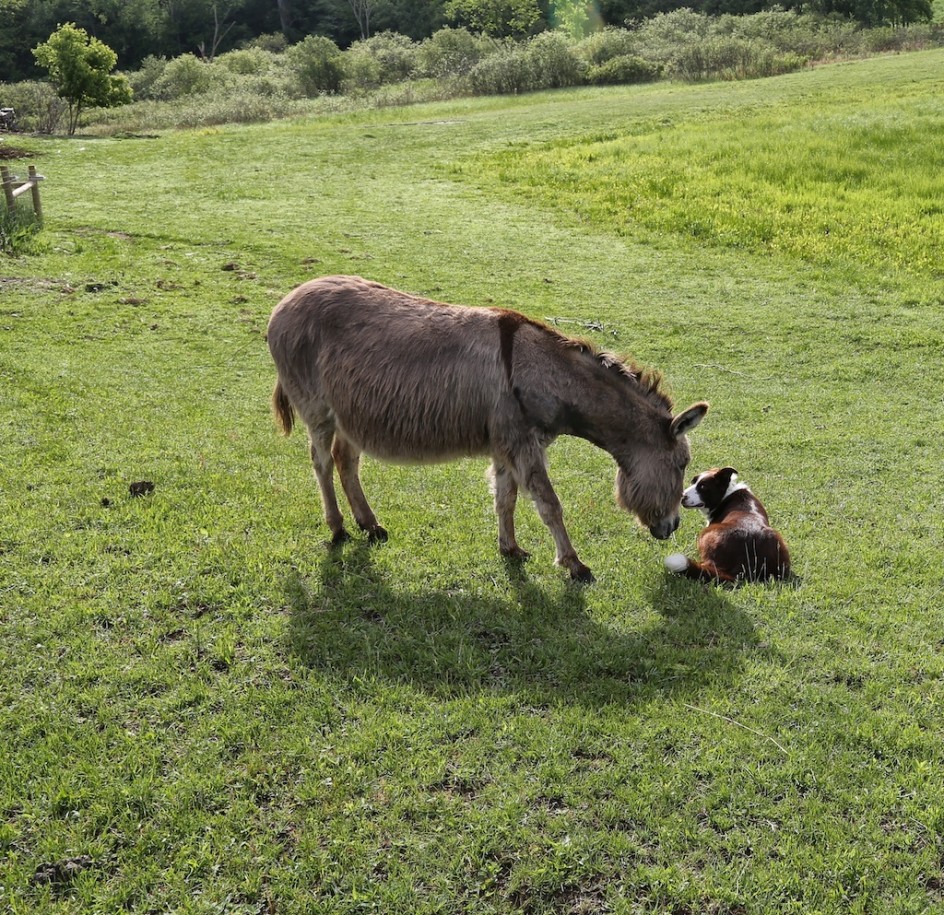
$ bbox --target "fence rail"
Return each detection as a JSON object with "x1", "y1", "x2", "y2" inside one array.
[{"x1": 1, "y1": 164, "x2": 44, "y2": 222}]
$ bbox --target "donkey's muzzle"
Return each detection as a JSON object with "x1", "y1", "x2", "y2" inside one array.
[{"x1": 649, "y1": 515, "x2": 680, "y2": 540}]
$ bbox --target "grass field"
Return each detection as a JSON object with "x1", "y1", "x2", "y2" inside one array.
[{"x1": 2, "y1": 49, "x2": 944, "y2": 913}]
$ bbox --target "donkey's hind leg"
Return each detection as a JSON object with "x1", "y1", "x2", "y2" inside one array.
[
  {"x1": 306, "y1": 417, "x2": 349, "y2": 545},
  {"x1": 489, "y1": 459, "x2": 529, "y2": 561},
  {"x1": 332, "y1": 434, "x2": 388, "y2": 543}
]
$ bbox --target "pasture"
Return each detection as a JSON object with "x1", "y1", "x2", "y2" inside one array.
[{"x1": 1, "y1": 49, "x2": 943, "y2": 913}]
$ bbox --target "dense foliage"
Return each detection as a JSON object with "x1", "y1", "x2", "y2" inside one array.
[
  {"x1": 2, "y1": 9, "x2": 941, "y2": 135},
  {"x1": 1, "y1": 0, "x2": 934, "y2": 81}
]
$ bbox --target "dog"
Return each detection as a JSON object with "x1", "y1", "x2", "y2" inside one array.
[{"x1": 664, "y1": 466, "x2": 790, "y2": 583}]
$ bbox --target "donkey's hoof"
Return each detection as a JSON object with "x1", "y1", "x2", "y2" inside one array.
[
  {"x1": 501, "y1": 545, "x2": 531, "y2": 562},
  {"x1": 569, "y1": 563, "x2": 595, "y2": 584},
  {"x1": 367, "y1": 525, "x2": 389, "y2": 544},
  {"x1": 329, "y1": 529, "x2": 351, "y2": 547}
]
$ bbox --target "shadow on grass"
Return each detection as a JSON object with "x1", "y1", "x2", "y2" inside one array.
[{"x1": 285, "y1": 542, "x2": 760, "y2": 707}]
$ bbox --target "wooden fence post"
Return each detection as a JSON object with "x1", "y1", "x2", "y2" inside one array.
[
  {"x1": 27, "y1": 165, "x2": 43, "y2": 223},
  {"x1": 0, "y1": 164, "x2": 45, "y2": 223},
  {"x1": 0, "y1": 166, "x2": 15, "y2": 212}
]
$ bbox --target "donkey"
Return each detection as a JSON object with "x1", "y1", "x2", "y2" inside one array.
[{"x1": 267, "y1": 276, "x2": 708, "y2": 582}]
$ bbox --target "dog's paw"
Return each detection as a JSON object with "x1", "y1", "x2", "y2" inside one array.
[{"x1": 664, "y1": 553, "x2": 689, "y2": 573}]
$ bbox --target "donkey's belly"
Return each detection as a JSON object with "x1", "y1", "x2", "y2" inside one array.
[{"x1": 334, "y1": 396, "x2": 494, "y2": 464}]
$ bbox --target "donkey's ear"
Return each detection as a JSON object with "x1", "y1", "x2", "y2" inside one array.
[{"x1": 671, "y1": 402, "x2": 709, "y2": 438}]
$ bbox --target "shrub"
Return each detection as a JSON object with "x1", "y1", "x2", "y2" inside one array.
[
  {"x1": 467, "y1": 44, "x2": 536, "y2": 93},
  {"x1": 634, "y1": 9, "x2": 713, "y2": 65},
  {"x1": 858, "y1": 22, "x2": 937, "y2": 52},
  {"x1": 243, "y1": 32, "x2": 289, "y2": 53},
  {"x1": 525, "y1": 30, "x2": 584, "y2": 88},
  {"x1": 575, "y1": 27, "x2": 639, "y2": 65},
  {"x1": 126, "y1": 55, "x2": 167, "y2": 100},
  {"x1": 586, "y1": 53, "x2": 661, "y2": 84},
  {"x1": 467, "y1": 32, "x2": 583, "y2": 95},
  {"x1": 417, "y1": 27, "x2": 485, "y2": 77},
  {"x1": 0, "y1": 80, "x2": 68, "y2": 133},
  {"x1": 169, "y1": 88, "x2": 291, "y2": 127},
  {"x1": 668, "y1": 36, "x2": 808, "y2": 81},
  {"x1": 214, "y1": 48, "x2": 280, "y2": 75},
  {"x1": 285, "y1": 35, "x2": 345, "y2": 95},
  {"x1": 715, "y1": 10, "x2": 855, "y2": 59},
  {"x1": 343, "y1": 32, "x2": 418, "y2": 90},
  {"x1": 151, "y1": 53, "x2": 231, "y2": 99}
]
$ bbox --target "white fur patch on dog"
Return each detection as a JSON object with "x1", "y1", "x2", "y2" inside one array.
[{"x1": 664, "y1": 553, "x2": 689, "y2": 573}]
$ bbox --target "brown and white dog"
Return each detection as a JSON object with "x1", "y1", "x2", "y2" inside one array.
[{"x1": 664, "y1": 466, "x2": 791, "y2": 583}]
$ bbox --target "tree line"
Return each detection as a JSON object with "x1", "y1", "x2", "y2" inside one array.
[{"x1": 3, "y1": 0, "x2": 933, "y2": 82}]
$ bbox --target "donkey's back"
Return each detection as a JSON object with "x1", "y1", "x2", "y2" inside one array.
[{"x1": 267, "y1": 275, "x2": 505, "y2": 461}]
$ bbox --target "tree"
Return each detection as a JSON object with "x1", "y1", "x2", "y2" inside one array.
[
  {"x1": 446, "y1": 0, "x2": 541, "y2": 36},
  {"x1": 33, "y1": 23, "x2": 133, "y2": 134}
]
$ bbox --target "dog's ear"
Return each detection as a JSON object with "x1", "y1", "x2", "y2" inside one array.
[{"x1": 719, "y1": 467, "x2": 738, "y2": 485}]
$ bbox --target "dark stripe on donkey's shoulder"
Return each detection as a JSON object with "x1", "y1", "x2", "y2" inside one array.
[{"x1": 495, "y1": 309, "x2": 530, "y2": 383}]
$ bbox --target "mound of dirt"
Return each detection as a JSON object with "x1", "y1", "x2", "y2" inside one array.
[{"x1": 0, "y1": 145, "x2": 37, "y2": 160}]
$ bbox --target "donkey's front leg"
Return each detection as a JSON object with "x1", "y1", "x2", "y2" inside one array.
[
  {"x1": 489, "y1": 459, "x2": 529, "y2": 561},
  {"x1": 521, "y1": 461, "x2": 594, "y2": 583}
]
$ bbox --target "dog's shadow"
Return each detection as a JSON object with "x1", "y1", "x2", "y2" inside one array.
[{"x1": 284, "y1": 543, "x2": 762, "y2": 707}]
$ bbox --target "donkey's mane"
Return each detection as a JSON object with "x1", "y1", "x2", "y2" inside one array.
[{"x1": 553, "y1": 331, "x2": 673, "y2": 411}]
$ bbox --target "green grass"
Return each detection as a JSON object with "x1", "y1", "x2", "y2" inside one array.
[{"x1": 2, "y1": 50, "x2": 944, "y2": 913}]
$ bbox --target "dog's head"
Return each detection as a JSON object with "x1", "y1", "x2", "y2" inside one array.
[{"x1": 681, "y1": 466, "x2": 741, "y2": 513}]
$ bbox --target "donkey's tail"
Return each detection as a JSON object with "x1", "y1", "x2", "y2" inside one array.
[
  {"x1": 664, "y1": 553, "x2": 737, "y2": 584},
  {"x1": 272, "y1": 380, "x2": 295, "y2": 436}
]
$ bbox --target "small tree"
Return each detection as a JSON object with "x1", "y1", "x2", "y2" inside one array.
[{"x1": 33, "y1": 24, "x2": 133, "y2": 136}]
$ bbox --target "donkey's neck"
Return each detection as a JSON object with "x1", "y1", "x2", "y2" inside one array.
[{"x1": 509, "y1": 320, "x2": 672, "y2": 452}]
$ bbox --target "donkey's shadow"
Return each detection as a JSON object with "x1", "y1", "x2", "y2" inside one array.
[{"x1": 285, "y1": 543, "x2": 761, "y2": 707}]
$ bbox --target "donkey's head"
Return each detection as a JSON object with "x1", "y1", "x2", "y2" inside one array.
[{"x1": 615, "y1": 402, "x2": 709, "y2": 539}]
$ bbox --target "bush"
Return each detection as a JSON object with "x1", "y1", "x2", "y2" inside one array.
[
  {"x1": 467, "y1": 32, "x2": 584, "y2": 95},
  {"x1": 343, "y1": 32, "x2": 418, "y2": 91},
  {"x1": 634, "y1": 9, "x2": 713, "y2": 65},
  {"x1": 575, "y1": 27, "x2": 639, "y2": 65},
  {"x1": 417, "y1": 27, "x2": 485, "y2": 77},
  {"x1": 0, "y1": 80, "x2": 68, "y2": 133},
  {"x1": 126, "y1": 55, "x2": 167, "y2": 100},
  {"x1": 667, "y1": 35, "x2": 809, "y2": 81},
  {"x1": 858, "y1": 22, "x2": 937, "y2": 52},
  {"x1": 243, "y1": 32, "x2": 289, "y2": 53},
  {"x1": 214, "y1": 48, "x2": 280, "y2": 75},
  {"x1": 586, "y1": 53, "x2": 661, "y2": 84},
  {"x1": 285, "y1": 35, "x2": 345, "y2": 95},
  {"x1": 716, "y1": 10, "x2": 855, "y2": 58},
  {"x1": 151, "y1": 53, "x2": 232, "y2": 99},
  {"x1": 526, "y1": 30, "x2": 584, "y2": 88},
  {"x1": 467, "y1": 43, "x2": 536, "y2": 93}
]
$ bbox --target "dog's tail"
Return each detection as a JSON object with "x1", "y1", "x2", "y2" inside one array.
[{"x1": 664, "y1": 553, "x2": 738, "y2": 584}]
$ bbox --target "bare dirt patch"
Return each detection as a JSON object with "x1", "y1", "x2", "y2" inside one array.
[{"x1": 0, "y1": 145, "x2": 38, "y2": 161}]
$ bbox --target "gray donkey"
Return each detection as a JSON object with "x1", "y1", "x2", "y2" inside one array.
[{"x1": 267, "y1": 275, "x2": 708, "y2": 582}]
